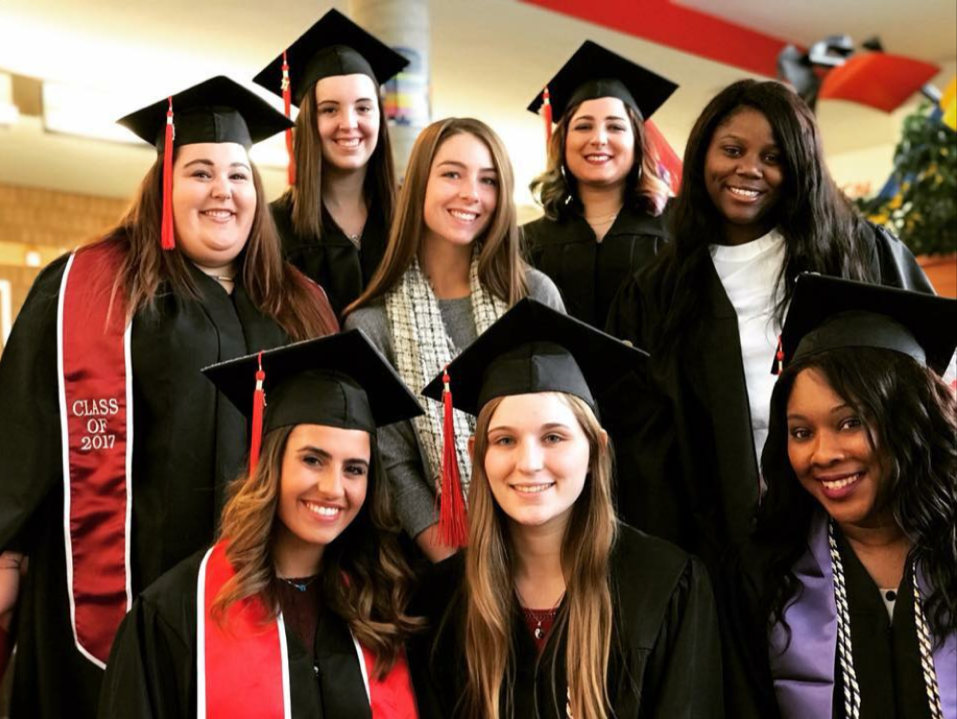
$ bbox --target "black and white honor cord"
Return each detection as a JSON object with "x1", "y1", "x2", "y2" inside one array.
[{"x1": 828, "y1": 519, "x2": 944, "y2": 718}]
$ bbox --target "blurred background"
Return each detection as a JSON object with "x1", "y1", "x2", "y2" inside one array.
[{"x1": 1, "y1": 0, "x2": 955, "y2": 356}]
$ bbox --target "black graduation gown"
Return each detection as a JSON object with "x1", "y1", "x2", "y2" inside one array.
[
  {"x1": 604, "y1": 224, "x2": 937, "y2": 571},
  {"x1": 0, "y1": 255, "x2": 288, "y2": 719},
  {"x1": 522, "y1": 205, "x2": 668, "y2": 330},
  {"x1": 409, "y1": 525, "x2": 723, "y2": 719},
  {"x1": 98, "y1": 551, "x2": 379, "y2": 719},
  {"x1": 720, "y1": 534, "x2": 938, "y2": 719},
  {"x1": 271, "y1": 194, "x2": 388, "y2": 318}
]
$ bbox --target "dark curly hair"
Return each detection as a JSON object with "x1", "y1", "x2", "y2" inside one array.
[
  {"x1": 644, "y1": 79, "x2": 874, "y2": 356},
  {"x1": 756, "y1": 347, "x2": 957, "y2": 644},
  {"x1": 529, "y1": 100, "x2": 669, "y2": 221}
]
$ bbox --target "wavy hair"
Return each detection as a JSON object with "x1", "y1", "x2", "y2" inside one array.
[
  {"x1": 212, "y1": 425, "x2": 423, "y2": 677},
  {"x1": 104, "y1": 153, "x2": 337, "y2": 340},
  {"x1": 530, "y1": 101, "x2": 669, "y2": 220},
  {"x1": 756, "y1": 348, "x2": 957, "y2": 643},
  {"x1": 284, "y1": 77, "x2": 396, "y2": 241},
  {"x1": 344, "y1": 117, "x2": 528, "y2": 315},
  {"x1": 458, "y1": 392, "x2": 618, "y2": 719},
  {"x1": 645, "y1": 79, "x2": 873, "y2": 355}
]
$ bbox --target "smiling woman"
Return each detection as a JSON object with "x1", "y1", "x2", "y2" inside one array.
[
  {"x1": 256, "y1": 9, "x2": 409, "y2": 318},
  {"x1": 525, "y1": 40, "x2": 676, "y2": 330},
  {"x1": 409, "y1": 299, "x2": 722, "y2": 719},
  {"x1": 0, "y1": 76, "x2": 337, "y2": 719},
  {"x1": 343, "y1": 117, "x2": 565, "y2": 563},
  {"x1": 172, "y1": 143, "x2": 257, "y2": 273},
  {"x1": 100, "y1": 331, "x2": 426, "y2": 719},
  {"x1": 606, "y1": 79, "x2": 937, "y2": 571},
  {"x1": 720, "y1": 275, "x2": 957, "y2": 719}
]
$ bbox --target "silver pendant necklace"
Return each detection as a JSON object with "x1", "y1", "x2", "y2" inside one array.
[{"x1": 515, "y1": 586, "x2": 565, "y2": 640}]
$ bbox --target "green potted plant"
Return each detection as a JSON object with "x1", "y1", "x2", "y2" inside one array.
[{"x1": 859, "y1": 100, "x2": 957, "y2": 295}]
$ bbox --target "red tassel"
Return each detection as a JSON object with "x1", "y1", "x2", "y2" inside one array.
[
  {"x1": 248, "y1": 351, "x2": 267, "y2": 476},
  {"x1": 436, "y1": 370, "x2": 468, "y2": 547},
  {"x1": 161, "y1": 97, "x2": 175, "y2": 250},
  {"x1": 774, "y1": 335, "x2": 785, "y2": 376},
  {"x1": 282, "y1": 51, "x2": 296, "y2": 187},
  {"x1": 542, "y1": 86, "x2": 553, "y2": 150}
]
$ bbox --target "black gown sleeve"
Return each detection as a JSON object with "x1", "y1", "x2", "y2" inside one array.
[
  {"x1": 97, "y1": 592, "x2": 194, "y2": 719},
  {"x1": 714, "y1": 547, "x2": 779, "y2": 719},
  {"x1": 0, "y1": 256, "x2": 67, "y2": 553},
  {"x1": 869, "y1": 223, "x2": 936, "y2": 294},
  {"x1": 605, "y1": 271, "x2": 645, "y2": 346},
  {"x1": 640, "y1": 557, "x2": 723, "y2": 719},
  {"x1": 602, "y1": 278, "x2": 685, "y2": 543},
  {"x1": 405, "y1": 557, "x2": 466, "y2": 719}
]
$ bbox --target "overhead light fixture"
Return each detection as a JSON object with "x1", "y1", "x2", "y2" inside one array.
[
  {"x1": 0, "y1": 73, "x2": 20, "y2": 126},
  {"x1": 40, "y1": 79, "x2": 286, "y2": 168},
  {"x1": 42, "y1": 80, "x2": 142, "y2": 145}
]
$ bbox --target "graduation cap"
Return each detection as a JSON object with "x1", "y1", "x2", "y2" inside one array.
[
  {"x1": 776, "y1": 273, "x2": 957, "y2": 375},
  {"x1": 116, "y1": 76, "x2": 293, "y2": 251},
  {"x1": 253, "y1": 9, "x2": 408, "y2": 106},
  {"x1": 252, "y1": 9, "x2": 408, "y2": 184},
  {"x1": 527, "y1": 40, "x2": 677, "y2": 130},
  {"x1": 420, "y1": 299, "x2": 647, "y2": 546},
  {"x1": 203, "y1": 330, "x2": 423, "y2": 474},
  {"x1": 423, "y1": 299, "x2": 648, "y2": 414}
]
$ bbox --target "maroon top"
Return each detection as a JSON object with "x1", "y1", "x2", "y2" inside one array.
[
  {"x1": 277, "y1": 576, "x2": 321, "y2": 656},
  {"x1": 522, "y1": 607, "x2": 560, "y2": 653}
]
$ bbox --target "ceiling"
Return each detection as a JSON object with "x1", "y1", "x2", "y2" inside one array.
[{"x1": 0, "y1": 0, "x2": 954, "y2": 203}]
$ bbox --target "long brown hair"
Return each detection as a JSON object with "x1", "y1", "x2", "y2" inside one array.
[
  {"x1": 647, "y1": 79, "x2": 872, "y2": 356},
  {"x1": 286, "y1": 78, "x2": 397, "y2": 240},
  {"x1": 212, "y1": 425, "x2": 423, "y2": 677},
  {"x1": 530, "y1": 101, "x2": 670, "y2": 221},
  {"x1": 104, "y1": 153, "x2": 337, "y2": 340},
  {"x1": 461, "y1": 392, "x2": 618, "y2": 719},
  {"x1": 345, "y1": 117, "x2": 528, "y2": 315}
]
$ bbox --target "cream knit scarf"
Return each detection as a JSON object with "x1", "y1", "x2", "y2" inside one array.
[{"x1": 386, "y1": 252, "x2": 508, "y2": 499}]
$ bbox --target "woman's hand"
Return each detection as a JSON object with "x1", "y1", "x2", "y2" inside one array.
[
  {"x1": 415, "y1": 525, "x2": 458, "y2": 564},
  {"x1": 0, "y1": 551, "x2": 23, "y2": 630},
  {"x1": 1, "y1": 551, "x2": 24, "y2": 679}
]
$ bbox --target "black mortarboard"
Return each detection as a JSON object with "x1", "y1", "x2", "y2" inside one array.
[
  {"x1": 117, "y1": 75, "x2": 292, "y2": 152},
  {"x1": 778, "y1": 273, "x2": 957, "y2": 375},
  {"x1": 203, "y1": 330, "x2": 423, "y2": 472},
  {"x1": 253, "y1": 9, "x2": 409, "y2": 107},
  {"x1": 527, "y1": 40, "x2": 677, "y2": 121},
  {"x1": 420, "y1": 299, "x2": 646, "y2": 548},
  {"x1": 421, "y1": 299, "x2": 648, "y2": 416},
  {"x1": 116, "y1": 75, "x2": 292, "y2": 250},
  {"x1": 117, "y1": 76, "x2": 293, "y2": 250}
]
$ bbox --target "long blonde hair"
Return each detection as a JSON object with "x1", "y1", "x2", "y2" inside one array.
[
  {"x1": 212, "y1": 425, "x2": 422, "y2": 677},
  {"x1": 462, "y1": 392, "x2": 618, "y2": 719},
  {"x1": 530, "y1": 102, "x2": 670, "y2": 221},
  {"x1": 344, "y1": 117, "x2": 527, "y2": 315}
]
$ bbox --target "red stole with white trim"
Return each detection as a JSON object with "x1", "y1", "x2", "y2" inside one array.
[
  {"x1": 57, "y1": 242, "x2": 133, "y2": 668},
  {"x1": 360, "y1": 644, "x2": 418, "y2": 718},
  {"x1": 198, "y1": 541, "x2": 419, "y2": 718},
  {"x1": 198, "y1": 542, "x2": 289, "y2": 719}
]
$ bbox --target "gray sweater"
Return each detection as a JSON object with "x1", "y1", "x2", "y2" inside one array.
[{"x1": 344, "y1": 269, "x2": 565, "y2": 538}]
